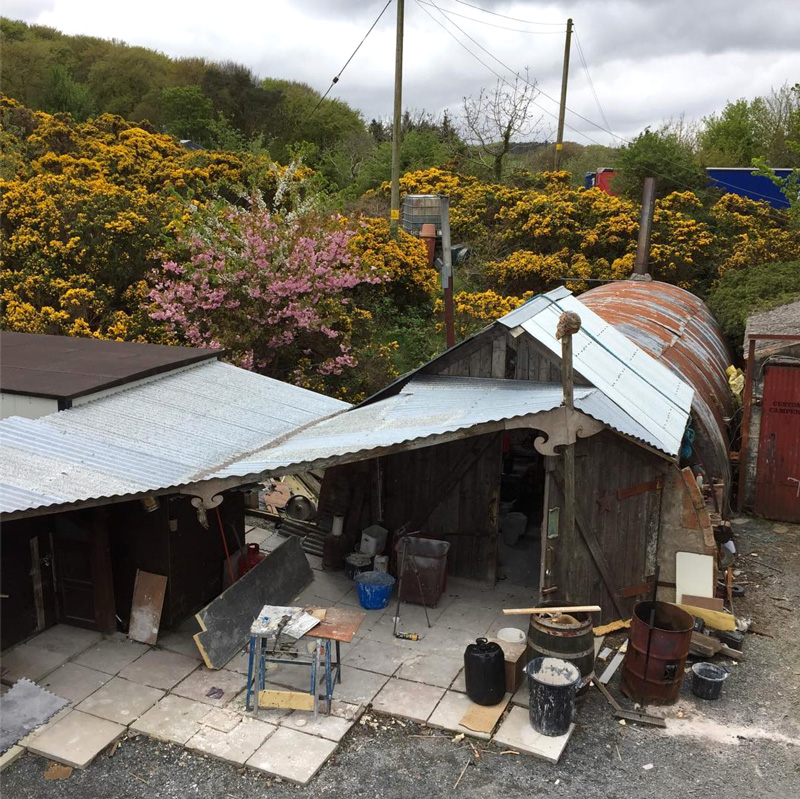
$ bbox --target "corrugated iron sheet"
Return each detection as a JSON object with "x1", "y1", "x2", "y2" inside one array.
[
  {"x1": 212, "y1": 374, "x2": 670, "y2": 480},
  {"x1": 498, "y1": 289, "x2": 694, "y2": 457},
  {"x1": 580, "y1": 281, "x2": 733, "y2": 480},
  {"x1": 0, "y1": 361, "x2": 348, "y2": 515}
]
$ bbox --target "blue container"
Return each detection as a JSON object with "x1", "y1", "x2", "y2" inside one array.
[{"x1": 355, "y1": 570, "x2": 396, "y2": 610}]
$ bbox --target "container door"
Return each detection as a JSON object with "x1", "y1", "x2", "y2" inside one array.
[{"x1": 755, "y1": 365, "x2": 800, "y2": 523}]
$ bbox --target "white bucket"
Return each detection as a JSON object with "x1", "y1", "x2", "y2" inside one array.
[{"x1": 497, "y1": 627, "x2": 525, "y2": 644}]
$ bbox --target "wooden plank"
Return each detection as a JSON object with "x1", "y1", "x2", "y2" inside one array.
[
  {"x1": 258, "y1": 689, "x2": 315, "y2": 711},
  {"x1": 681, "y1": 594, "x2": 724, "y2": 611},
  {"x1": 617, "y1": 477, "x2": 663, "y2": 501},
  {"x1": 619, "y1": 582, "x2": 653, "y2": 598},
  {"x1": 128, "y1": 570, "x2": 167, "y2": 645},
  {"x1": 598, "y1": 640, "x2": 627, "y2": 684},
  {"x1": 553, "y1": 476, "x2": 627, "y2": 618},
  {"x1": 194, "y1": 536, "x2": 313, "y2": 669},
  {"x1": 593, "y1": 618, "x2": 631, "y2": 636},
  {"x1": 491, "y1": 337, "x2": 507, "y2": 378},
  {"x1": 459, "y1": 697, "x2": 509, "y2": 733},
  {"x1": 676, "y1": 604, "x2": 736, "y2": 631},
  {"x1": 503, "y1": 605, "x2": 602, "y2": 615}
]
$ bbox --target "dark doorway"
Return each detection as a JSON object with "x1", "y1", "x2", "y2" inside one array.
[
  {"x1": 496, "y1": 429, "x2": 546, "y2": 587},
  {"x1": 54, "y1": 515, "x2": 97, "y2": 628}
]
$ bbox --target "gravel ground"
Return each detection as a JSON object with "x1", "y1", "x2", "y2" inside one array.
[{"x1": 3, "y1": 516, "x2": 799, "y2": 799}]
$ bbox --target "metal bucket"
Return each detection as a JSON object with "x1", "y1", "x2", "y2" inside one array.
[
  {"x1": 527, "y1": 610, "x2": 595, "y2": 683},
  {"x1": 621, "y1": 600, "x2": 693, "y2": 705}
]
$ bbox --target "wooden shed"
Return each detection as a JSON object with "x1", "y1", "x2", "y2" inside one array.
[{"x1": 213, "y1": 282, "x2": 735, "y2": 622}]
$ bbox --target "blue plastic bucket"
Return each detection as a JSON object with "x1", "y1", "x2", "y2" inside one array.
[{"x1": 355, "y1": 570, "x2": 396, "y2": 610}]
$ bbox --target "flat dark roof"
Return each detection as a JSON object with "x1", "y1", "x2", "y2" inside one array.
[{"x1": 1, "y1": 332, "x2": 220, "y2": 401}]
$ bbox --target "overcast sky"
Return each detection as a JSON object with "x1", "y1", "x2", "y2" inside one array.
[{"x1": 7, "y1": 0, "x2": 800, "y2": 145}]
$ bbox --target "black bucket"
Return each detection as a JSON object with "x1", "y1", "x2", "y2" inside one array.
[
  {"x1": 691, "y1": 662, "x2": 728, "y2": 700},
  {"x1": 526, "y1": 656, "x2": 581, "y2": 736}
]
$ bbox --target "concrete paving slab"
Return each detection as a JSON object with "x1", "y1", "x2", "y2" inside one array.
[
  {"x1": 246, "y1": 727, "x2": 337, "y2": 785},
  {"x1": 411, "y1": 626, "x2": 476, "y2": 660},
  {"x1": 332, "y1": 667, "x2": 388, "y2": 705},
  {"x1": 388, "y1": 601, "x2": 446, "y2": 629},
  {"x1": 0, "y1": 745, "x2": 24, "y2": 771},
  {"x1": 0, "y1": 678, "x2": 70, "y2": 752},
  {"x1": 492, "y1": 705, "x2": 574, "y2": 763},
  {"x1": 129, "y1": 695, "x2": 209, "y2": 745},
  {"x1": 26, "y1": 710, "x2": 125, "y2": 769},
  {"x1": 245, "y1": 528, "x2": 270, "y2": 547},
  {"x1": 301, "y1": 572, "x2": 352, "y2": 603},
  {"x1": 17, "y1": 708, "x2": 71, "y2": 748},
  {"x1": 24, "y1": 626, "x2": 102, "y2": 658},
  {"x1": 118, "y1": 649, "x2": 198, "y2": 690},
  {"x1": 201, "y1": 707, "x2": 242, "y2": 733},
  {"x1": 342, "y1": 639, "x2": 414, "y2": 676},
  {"x1": 281, "y1": 700, "x2": 359, "y2": 742},
  {"x1": 485, "y1": 613, "x2": 529, "y2": 639},
  {"x1": 222, "y1": 648, "x2": 251, "y2": 675},
  {"x1": 76, "y1": 677, "x2": 163, "y2": 726},
  {"x1": 73, "y1": 637, "x2": 150, "y2": 675},
  {"x1": 0, "y1": 644, "x2": 69, "y2": 685},
  {"x1": 450, "y1": 668, "x2": 466, "y2": 693},
  {"x1": 427, "y1": 690, "x2": 492, "y2": 740},
  {"x1": 512, "y1": 680, "x2": 529, "y2": 708},
  {"x1": 187, "y1": 717, "x2": 275, "y2": 766},
  {"x1": 171, "y1": 667, "x2": 246, "y2": 707},
  {"x1": 436, "y1": 602, "x2": 499, "y2": 635},
  {"x1": 371, "y1": 678, "x2": 445, "y2": 724},
  {"x1": 41, "y1": 663, "x2": 112, "y2": 704},
  {"x1": 397, "y1": 653, "x2": 463, "y2": 688},
  {"x1": 156, "y1": 631, "x2": 204, "y2": 661},
  {"x1": 228, "y1": 689, "x2": 292, "y2": 723}
]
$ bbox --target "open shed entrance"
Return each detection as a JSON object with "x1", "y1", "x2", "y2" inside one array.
[{"x1": 497, "y1": 429, "x2": 545, "y2": 588}]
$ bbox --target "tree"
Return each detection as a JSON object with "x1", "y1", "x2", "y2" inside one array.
[
  {"x1": 706, "y1": 260, "x2": 800, "y2": 346},
  {"x1": 159, "y1": 85, "x2": 215, "y2": 143},
  {"x1": 40, "y1": 65, "x2": 94, "y2": 120},
  {"x1": 459, "y1": 75, "x2": 542, "y2": 182},
  {"x1": 699, "y1": 99, "x2": 760, "y2": 166},
  {"x1": 614, "y1": 127, "x2": 707, "y2": 199}
]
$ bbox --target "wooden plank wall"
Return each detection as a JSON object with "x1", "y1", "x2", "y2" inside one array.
[
  {"x1": 547, "y1": 430, "x2": 666, "y2": 623},
  {"x1": 383, "y1": 433, "x2": 502, "y2": 582},
  {"x1": 429, "y1": 327, "x2": 567, "y2": 384}
]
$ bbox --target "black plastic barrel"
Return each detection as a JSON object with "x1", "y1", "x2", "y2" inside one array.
[
  {"x1": 464, "y1": 638, "x2": 506, "y2": 706},
  {"x1": 691, "y1": 662, "x2": 728, "y2": 700},
  {"x1": 526, "y1": 656, "x2": 581, "y2": 736}
]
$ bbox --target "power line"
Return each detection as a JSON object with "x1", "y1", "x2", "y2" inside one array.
[
  {"x1": 418, "y1": 1, "x2": 565, "y2": 34},
  {"x1": 306, "y1": 0, "x2": 394, "y2": 122},
  {"x1": 573, "y1": 29, "x2": 611, "y2": 136},
  {"x1": 453, "y1": 0, "x2": 564, "y2": 25}
]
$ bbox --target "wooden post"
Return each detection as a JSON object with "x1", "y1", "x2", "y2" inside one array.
[
  {"x1": 389, "y1": 0, "x2": 405, "y2": 237},
  {"x1": 440, "y1": 197, "x2": 455, "y2": 348},
  {"x1": 561, "y1": 334, "x2": 576, "y2": 562},
  {"x1": 91, "y1": 507, "x2": 117, "y2": 634},
  {"x1": 633, "y1": 177, "x2": 657, "y2": 275},
  {"x1": 737, "y1": 335, "x2": 756, "y2": 510},
  {"x1": 554, "y1": 18, "x2": 573, "y2": 169}
]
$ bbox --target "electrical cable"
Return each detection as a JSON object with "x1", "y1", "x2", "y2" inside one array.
[
  {"x1": 453, "y1": 0, "x2": 564, "y2": 25},
  {"x1": 418, "y1": 1, "x2": 565, "y2": 33},
  {"x1": 573, "y1": 29, "x2": 611, "y2": 135},
  {"x1": 305, "y1": 0, "x2": 394, "y2": 123}
]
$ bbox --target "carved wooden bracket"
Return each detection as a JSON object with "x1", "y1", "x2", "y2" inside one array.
[{"x1": 508, "y1": 406, "x2": 604, "y2": 456}]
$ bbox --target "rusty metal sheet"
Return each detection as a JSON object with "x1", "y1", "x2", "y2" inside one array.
[
  {"x1": 755, "y1": 365, "x2": 800, "y2": 522},
  {"x1": 581, "y1": 281, "x2": 734, "y2": 484}
]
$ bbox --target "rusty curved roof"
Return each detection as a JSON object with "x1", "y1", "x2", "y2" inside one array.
[{"x1": 581, "y1": 280, "x2": 734, "y2": 480}]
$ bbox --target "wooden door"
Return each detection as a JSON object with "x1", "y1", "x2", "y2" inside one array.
[
  {"x1": 54, "y1": 517, "x2": 97, "y2": 628},
  {"x1": 755, "y1": 365, "x2": 800, "y2": 523}
]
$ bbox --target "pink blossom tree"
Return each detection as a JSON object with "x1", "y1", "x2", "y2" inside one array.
[{"x1": 149, "y1": 195, "x2": 382, "y2": 391}]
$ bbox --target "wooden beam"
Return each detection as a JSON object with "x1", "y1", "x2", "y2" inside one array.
[{"x1": 553, "y1": 476, "x2": 626, "y2": 618}]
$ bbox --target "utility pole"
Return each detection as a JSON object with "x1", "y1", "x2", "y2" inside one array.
[
  {"x1": 633, "y1": 177, "x2": 657, "y2": 275},
  {"x1": 554, "y1": 17, "x2": 573, "y2": 170},
  {"x1": 390, "y1": 0, "x2": 405, "y2": 238}
]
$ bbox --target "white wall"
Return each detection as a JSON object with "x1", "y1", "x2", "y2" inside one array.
[{"x1": 0, "y1": 392, "x2": 59, "y2": 419}]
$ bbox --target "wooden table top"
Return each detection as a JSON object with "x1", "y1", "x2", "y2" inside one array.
[{"x1": 302, "y1": 606, "x2": 365, "y2": 643}]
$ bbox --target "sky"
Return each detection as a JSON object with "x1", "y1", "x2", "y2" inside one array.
[{"x1": 6, "y1": 0, "x2": 800, "y2": 146}]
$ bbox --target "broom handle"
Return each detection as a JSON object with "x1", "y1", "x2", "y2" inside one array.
[{"x1": 503, "y1": 605, "x2": 601, "y2": 615}]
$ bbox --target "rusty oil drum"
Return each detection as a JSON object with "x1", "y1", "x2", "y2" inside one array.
[
  {"x1": 527, "y1": 612, "x2": 595, "y2": 683},
  {"x1": 621, "y1": 600, "x2": 693, "y2": 705}
]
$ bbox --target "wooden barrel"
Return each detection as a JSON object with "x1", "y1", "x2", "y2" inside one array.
[{"x1": 527, "y1": 612, "x2": 595, "y2": 681}]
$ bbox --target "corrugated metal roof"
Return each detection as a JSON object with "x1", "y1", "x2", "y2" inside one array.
[
  {"x1": 580, "y1": 281, "x2": 734, "y2": 481},
  {"x1": 211, "y1": 374, "x2": 669, "y2": 480},
  {"x1": 497, "y1": 288, "x2": 693, "y2": 456},
  {"x1": 0, "y1": 361, "x2": 348, "y2": 516}
]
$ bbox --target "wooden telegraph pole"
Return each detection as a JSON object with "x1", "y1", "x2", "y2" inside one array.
[
  {"x1": 390, "y1": 0, "x2": 405, "y2": 238},
  {"x1": 554, "y1": 18, "x2": 573, "y2": 170}
]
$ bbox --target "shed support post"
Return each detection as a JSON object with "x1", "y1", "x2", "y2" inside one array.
[{"x1": 561, "y1": 334, "x2": 576, "y2": 574}]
